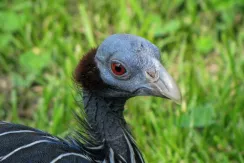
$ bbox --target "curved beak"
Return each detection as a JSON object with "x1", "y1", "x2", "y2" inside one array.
[{"x1": 145, "y1": 63, "x2": 182, "y2": 104}]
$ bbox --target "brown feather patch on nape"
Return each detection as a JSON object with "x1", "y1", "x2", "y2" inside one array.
[{"x1": 74, "y1": 48, "x2": 107, "y2": 91}]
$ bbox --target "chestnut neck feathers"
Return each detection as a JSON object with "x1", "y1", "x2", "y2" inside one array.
[{"x1": 74, "y1": 48, "x2": 107, "y2": 91}]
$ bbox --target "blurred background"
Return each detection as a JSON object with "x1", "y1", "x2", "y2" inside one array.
[{"x1": 0, "y1": 0, "x2": 244, "y2": 162}]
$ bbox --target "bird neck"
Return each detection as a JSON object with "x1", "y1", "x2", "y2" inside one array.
[{"x1": 82, "y1": 90, "x2": 140, "y2": 162}]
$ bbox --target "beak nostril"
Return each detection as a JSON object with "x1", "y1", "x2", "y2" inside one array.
[
  {"x1": 146, "y1": 69, "x2": 156, "y2": 79},
  {"x1": 145, "y1": 68, "x2": 160, "y2": 82}
]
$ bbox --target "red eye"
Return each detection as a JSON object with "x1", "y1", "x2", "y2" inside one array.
[{"x1": 111, "y1": 62, "x2": 126, "y2": 76}]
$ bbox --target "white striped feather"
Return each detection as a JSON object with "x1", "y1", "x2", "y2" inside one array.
[
  {"x1": 0, "y1": 130, "x2": 35, "y2": 137},
  {"x1": 0, "y1": 140, "x2": 51, "y2": 162},
  {"x1": 50, "y1": 152, "x2": 90, "y2": 163}
]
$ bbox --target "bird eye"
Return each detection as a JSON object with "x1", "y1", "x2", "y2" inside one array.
[{"x1": 111, "y1": 62, "x2": 126, "y2": 76}]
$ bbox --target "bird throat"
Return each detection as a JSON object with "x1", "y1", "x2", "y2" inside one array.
[{"x1": 83, "y1": 90, "x2": 132, "y2": 161}]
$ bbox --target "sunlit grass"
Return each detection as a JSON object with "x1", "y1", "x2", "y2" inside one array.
[{"x1": 0, "y1": 0, "x2": 244, "y2": 162}]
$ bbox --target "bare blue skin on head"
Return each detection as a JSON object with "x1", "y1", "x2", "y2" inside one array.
[{"x1": 94, "y1": 34, "x2": 181, "y2": 102}]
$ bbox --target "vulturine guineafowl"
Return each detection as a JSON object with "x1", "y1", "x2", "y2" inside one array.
[{"x1": 0, "y1": 34, "x2": 181, "y2": 163}]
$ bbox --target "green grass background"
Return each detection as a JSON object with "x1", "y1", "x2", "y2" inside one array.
[{"x1": 0, "y1": 0, "x2": 244, "y2": 162}]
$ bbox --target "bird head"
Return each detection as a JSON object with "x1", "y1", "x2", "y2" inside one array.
[{"x1": 75, "y1": 34, "x2": 181, "y2": 104}]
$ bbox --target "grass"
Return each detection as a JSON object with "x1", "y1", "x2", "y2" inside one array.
[{"x1": 0, "y1": 0, "x2": 244, "y2": 162}]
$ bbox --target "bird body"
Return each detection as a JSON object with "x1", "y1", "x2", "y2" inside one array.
[{"x1": 0, "y1": 34, "x2": 181, "y2": 163}]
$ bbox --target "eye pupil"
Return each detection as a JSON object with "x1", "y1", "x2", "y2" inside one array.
[{"x1": 115, "y1": 64, "x2": 122, "y2": 72}]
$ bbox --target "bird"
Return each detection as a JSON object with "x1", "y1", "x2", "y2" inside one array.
[{"x1": 0, "y1": 34, "x2": 181, "y2": 163}]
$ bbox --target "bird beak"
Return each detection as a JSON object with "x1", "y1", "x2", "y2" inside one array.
[{"x1": 145, "y1": 63, "x2": 182, "y2": 104}]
